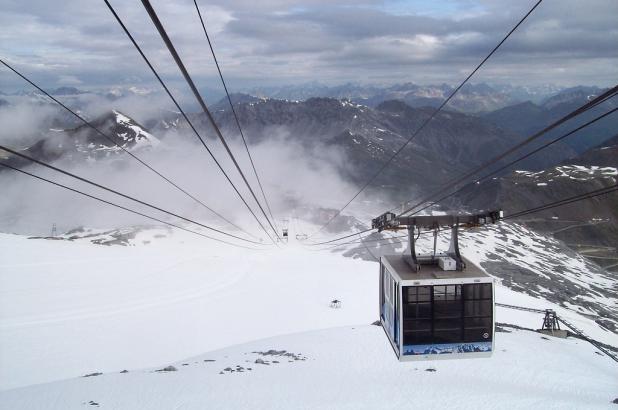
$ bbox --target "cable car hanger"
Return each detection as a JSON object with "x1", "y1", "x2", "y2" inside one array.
[{"x1": 371, "y1": 210, "x2": 503, "y2": 273}]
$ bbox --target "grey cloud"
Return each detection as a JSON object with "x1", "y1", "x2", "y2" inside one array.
[{"x1": 0, "y1": 0, "x2": 616, "y2": 92}]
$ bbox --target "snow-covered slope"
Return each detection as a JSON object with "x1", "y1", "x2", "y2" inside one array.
[
  {"x1": 0, "y1": 218, "x2": 616, "y2": 408},
  {"x1": 0, "y1": 325, "x2": 615, "y2": 410},
  {"x1": 0, "y1": 227, "x2": 375, "y2": 390}
]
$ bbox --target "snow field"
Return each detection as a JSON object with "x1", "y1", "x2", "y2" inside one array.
[
  {"x1": 0, "y1": 216, "x2": 616, "y2": 408},
  {"x1": 0, "y1": 326, "x2": 615, "y2": 409},
  {"x1": 0, "y1": 228, "x2": 375, "y2": 390}
]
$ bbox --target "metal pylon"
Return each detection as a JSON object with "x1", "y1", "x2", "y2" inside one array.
[{"x1": 541, "y1": 310, "x2": 561, "y2": 332}]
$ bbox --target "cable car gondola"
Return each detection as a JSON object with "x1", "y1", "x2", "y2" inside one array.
[{"x1": 373, "y1": 211, "x2": 501, "y2": 361}]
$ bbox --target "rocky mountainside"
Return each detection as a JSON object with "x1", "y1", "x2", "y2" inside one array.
[
  {"x1": 457, "y1": 135, "x2": 618, "y2": 273},
  {"x1": 244, "y1": 82, "x2": 564, "y2": 113},
  {"x1": 0, "y1": 110, "x2": 159, "y2": 170},
  {"x1": 170, "y1": 97, "x2": 573, "y2": 201},
  {"x1": 483, "y1": 86, "x2": 617, "y2": 154}
]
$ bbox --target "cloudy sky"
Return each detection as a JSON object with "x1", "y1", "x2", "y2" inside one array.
[{"x1": 0, "y1": 0, "x2": 616, "y2": 93}]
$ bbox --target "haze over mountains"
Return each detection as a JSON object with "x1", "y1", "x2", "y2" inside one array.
[
  {"x1": 1, "y1": 81, "x2": 616, "y2": 272},
  {"x1": 245, "y1": 82, "x2": 567, "y2": 113},
  {"x1": 2, "y1": 81, "x2": 614, "y2": 187}
]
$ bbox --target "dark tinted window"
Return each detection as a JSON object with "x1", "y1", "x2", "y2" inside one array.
[
  {"x1": 463, "y1": 300, "x2": 492, "y2": 317},
  {"x1": 463, "y1": 283, "x2": 492, "y2": 300},
  {"x1": 462, "y1": 284, "x2": 493, "y2": 342},
  {"x1": 433, "y1": 329, "x2": 461, "y2": 344},
  {"x1": 405, "y1": 286, "x2": 431, "y2": 303},
  {"x1": 403, "y1": 283, "x2": 493, "y2": 345}
]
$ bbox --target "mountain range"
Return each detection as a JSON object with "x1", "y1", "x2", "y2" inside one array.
[
  {"x1": 458, "y1": 134, "x2": 618, "y2": 272},
  {"x1": 483, "y1": 86, "x2": 618, "y2": 153},
  {"x1": 1, "y1": 83, "x2": 616, "y2": 274},
  {"x1": 244, "y1": 82, "x2": 569, "y2": 113},
  {"x1": 0, "y1": 110, "x2": 159, "y2": 169}
]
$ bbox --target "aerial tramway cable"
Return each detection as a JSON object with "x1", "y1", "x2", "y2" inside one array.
[
  {"x1": 139, "y1": 0, "x2": 281, "y2": 242},
  {"x1": 316, "y1": 183, "x2": 618, "y2": 250},
  {"x1": 103, "y1": 0, "x2": 275, "y2": 245},
  {"x1": 307, "y1": 0, "x2": 544, "y2": 238},
  {"x1": 0, "y1": 163, "x2": 260, "y2": 250},
  {"x1": 0, "y1": 58, "x2": 257, "y2": 241},
  {"x1": 502, "y1": 184, "x2": 618, "y2": 220},
  {"x1": 310, "y1": 86, "x2": 618, "y2": 246},
  {"x1": 193, "y1": 0, "x2": 279, "y2": 235},
  {"x1": 0, "y1": 145, "x2": 265, "y2": 246},
  {"x1": 401, "y1": 86, "x2": 618, "y2": 216},
  {"x1": 409, "y1": 105, "x2": 618, "y2": 216}
]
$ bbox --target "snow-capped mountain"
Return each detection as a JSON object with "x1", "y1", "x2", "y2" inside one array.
[
  {"x1": 0, "y1": 110, "x2": 160, "y2": 169},
  {"x1": 456, "y1": 134, "x2": 618, "y2": 274},
  {"x1": 244, "y1": 82, "x2": 566, "y2": 113},
  {"x1": 184, "y1": 97, "x2": 572, "y2": 201}
]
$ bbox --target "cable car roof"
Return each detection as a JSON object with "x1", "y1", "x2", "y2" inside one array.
[{"x1": 382, "y1": 255, "x2": 491, "y2": 282}]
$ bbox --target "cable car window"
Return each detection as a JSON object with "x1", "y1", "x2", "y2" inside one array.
[
  {"x1": 433, "y1": 329, "x2": 461, "y2": 344},
  {"x1": 464, "y1": 317, "x2": 492, "y2": 328},
  {"x1": 405, "y1": 286, "x2": 431, "y2": 303},
  {"x1": 446, "y1": 285, "x2": 460, "y2": 300},
  {"x1": 463, "y1": 283, "x2": 492, "y2": 300},
  {"x1": 434, "y1": 318, "x2": 461, "y2": 330},
  {"x1": 404, "y1": 319, "x2": 431, "y2": 332},
  {"x1": 433, "y1": 286, "x2": 445, "y2": 302},
  {"x1": 418, "y1": 286, "x2": 431, "y2": 302},
  {"x1": 462, "y1": 283, "x2": 493, "y2": 342},
  {"x1": 406, "y1": 286, "x2": 416, "y2": 302},
  {"x1": 406, "y1": 329, "x2": 432, "y2": 344},
  {"x1": 433, "y1": 285, "x2": 461, "y2": 302},
  {"x1": 402, "y1": 286, "x2": 433, "y2": 346},
  {"x1": 403, "y1": 283, "x2": 493, "y2": 346},
  {"x1": 464, "y1": 300, "x2": 492, "y2": 317},
  {"x1": 403, "y1": 302, "x2": 431, "y2": 319},
  {"x1": 434, "y1": 300, "x2": 462, "y2": 319}
]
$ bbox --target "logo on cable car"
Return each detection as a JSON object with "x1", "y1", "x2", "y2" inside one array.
[{"x1": 483, "y1": 332, "x2": 489, "y2": 339}]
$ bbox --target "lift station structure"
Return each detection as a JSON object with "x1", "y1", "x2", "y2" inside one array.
[{"x1": 373, "y1": 210, "x2": 502, "y2": 361}]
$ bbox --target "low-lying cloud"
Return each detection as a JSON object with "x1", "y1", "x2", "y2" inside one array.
[{"x1": 0, "y1": 100, "x2": 362, "y2": 241}]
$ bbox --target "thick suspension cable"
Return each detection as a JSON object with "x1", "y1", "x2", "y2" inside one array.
[
  {"x1": 313, "y1": 185, "x2": 618, "y2": 250},
  {"x1": 0, "y1": 163, "x2": 259, "y2": 249},
  {"x1": 411, "y1": 106, "x2": 618, "y2": 216},
  {"x1": 140, "y1": 0, "x2": 280, "y2": 242},
  {"x1": 401, "y1": 85, "x2": 618, "y2": 216},
  {"x1": 193, "y1": 0, "x2": 279, "y2": 234},
  {"x1": 503, "y1": 184, "x2": 618, "y2": 220},
  {"x1": 0, "y1": 57, "x2": 256, "y2": 240},
  {"x1": 308, "y1": 227, "x2": 375, "y2": 246},
  {"x1": 308, "y1": 0, "x2": 544, "y2": 237},
  {"x1": 304, "y1": 95, "x2": 615, "y2": 247},
  {"x1": 316, "y1": 234, "x2": 408, "y2": 251},
  {"x1": 0, "y1": 145, "x2": 264, "y2": 245},
  {"x1": 312, "y1": 229, "x2": 442, "y2": 251},
  {"x1": 103, "y1": 0, "x2": 274, "y2": 244}
]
